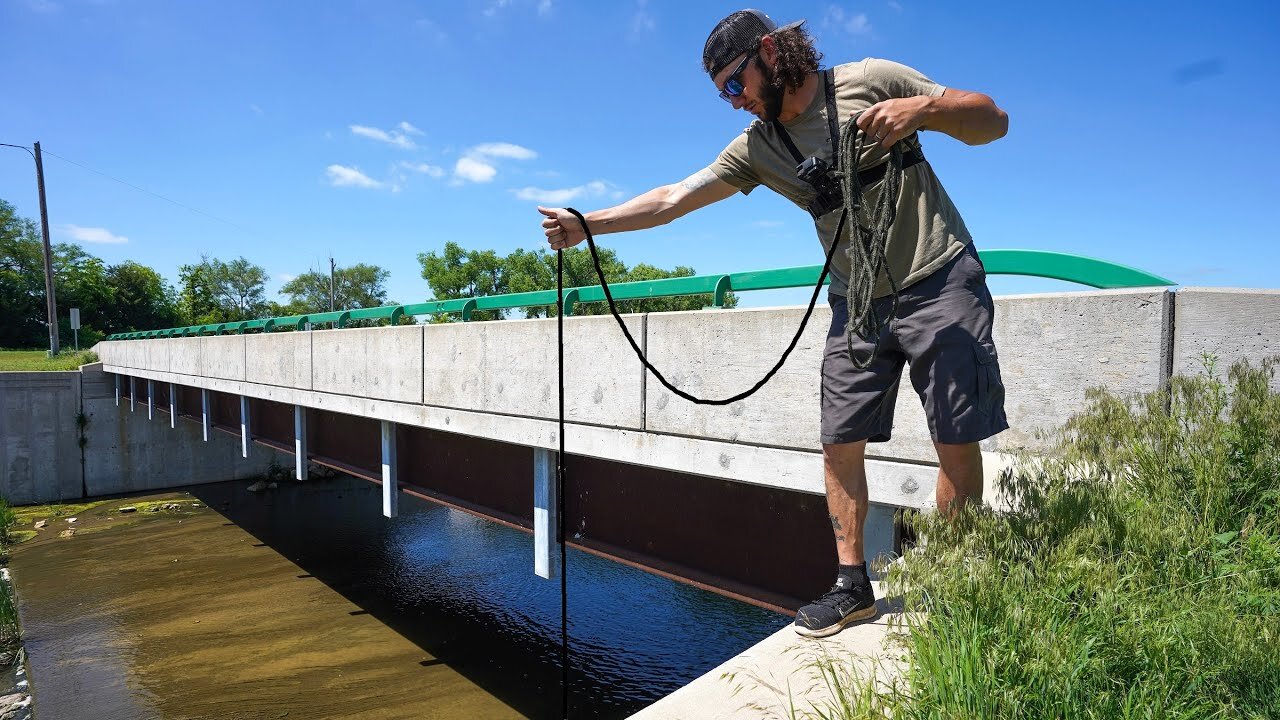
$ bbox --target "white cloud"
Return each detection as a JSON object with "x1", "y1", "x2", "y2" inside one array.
[
  {"x1": 400, "y1": 161, "x2": 446, "y2": 178},
  {"x1": 483, "y1": 0, "x2": 512, "y2": 17},
  {"x1": 471, "y1": 142, "x2": 537, "y2": 160},
  {"x1": 631, "y1": 0, "x2": 655, "y2": 34},
  {"x1": 823, "y1": 6, "x2": 872, "y2": 35},
  {"x1": 278, "y1": 273, "x2": 297, "y2": 283},
  {"x1": 887, "y1": 0, "x2": 903, "y2": 11},
  {"x1": 26, "y1": 0, "x2": 58, "y2": 12},
  {"x1": 250, "y1": 103, "x2": 263, "y2": 115},
  {"x1": 454, "y1": 157, "x2": 498, "y2": 183},
  {"x1": 512, "y1": 180, "x2": 614, "y2": 204},
  {"x1": 537, "y1": 0, "x2": 553, "y2": 16},
  {"x1": 349, "y1": 122, "x2": 420, "y2": 150},
  {"x1": 62, "y1": 224, "x2": 128, "y2": 244},
  {"x1": 326, "y1": 164, "x2": 387, "y2": 189},
  {"x1": 452, "y1": 142, "x2": 537, "y2": 183},
  {"x1": 752, "y1": 219, "x2": 786, "y2": 228}
]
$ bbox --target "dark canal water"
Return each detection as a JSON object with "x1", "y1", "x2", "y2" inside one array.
[{"x1": 15, "y1": 475, "x2": 789, "y2": 718}]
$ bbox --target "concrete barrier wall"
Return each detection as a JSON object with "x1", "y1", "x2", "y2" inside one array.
[
  {"x1": 0, "y1": 372, "x2": 83, "y2": 504},
  {"x1": 1173, "y1": 288, "x2": 1280, "y2": 391},
  {"x1": 423, "y1": 314, "x2": 645, "y2": 429},
  {"x1": 0, "y1": 364, "x2": 281, "y2": 506},
  {"x1": 93, "y1": 286, "x2": 1279, "y2": 503}
]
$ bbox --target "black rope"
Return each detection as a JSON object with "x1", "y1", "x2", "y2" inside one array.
[
  {"x1": 839, "y1": 123, "x2": 905, "y2": 370},
  {"x1": 556, "y1": 249, "x2": 570, "y2": 719},
  {"x1": 564, "y1": 207, "x2": 845, "y2": 405}
]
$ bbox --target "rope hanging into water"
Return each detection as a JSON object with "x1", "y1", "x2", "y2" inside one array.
[
  {"x1": 555, "y1": 249, "x2": 570, "y2": 719},
  {"x1": 561, "y1": 118, "x2": 906, "y2": 402}
]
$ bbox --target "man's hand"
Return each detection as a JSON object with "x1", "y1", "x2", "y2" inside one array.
[
  {"x1": 854, "y1": 96, "x2": 933, "y2": 149},
  {"x1": 538, "y1": 206, "x2": 587, "y2": 250}
]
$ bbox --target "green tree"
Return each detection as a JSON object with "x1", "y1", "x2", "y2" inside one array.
[
  {"x1": 417, "y1": 242, "x2": 509, "y2": 321},
  {"x1": 177, "y1": 255, "x2": 268, "y2": 324},
  {"x1": 0, "y1": 199, "x2": 46, "y2": 347},
  {"x1": 101, "y1": 260, "x2": 180, "y2": 333},
  {"x1": 416, "y1": 241, "x2": 735, "y2": 321},
  {"x1": 279, "y1": 263, "x2": 390, "y2": 314}
]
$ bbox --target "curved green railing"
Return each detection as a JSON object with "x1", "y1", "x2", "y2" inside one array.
[{"x1": 104, "y1": 249, "x2": 1173, "y2": 340}]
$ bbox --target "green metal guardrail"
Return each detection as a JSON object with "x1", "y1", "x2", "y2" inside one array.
[{"x1": 104, "y1": 249, "x2": 1174, "y2": 340}]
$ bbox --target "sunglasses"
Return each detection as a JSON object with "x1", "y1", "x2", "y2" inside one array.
[{"x1": 718, "y1": 53, "x2": 755, "y2": 103}]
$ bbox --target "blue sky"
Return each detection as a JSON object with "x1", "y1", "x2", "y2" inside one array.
[{"x1": 2, "y1": 0, "x2": 1278, "y2": 312}]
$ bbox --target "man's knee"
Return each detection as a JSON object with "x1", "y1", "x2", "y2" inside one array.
[{"x1": 823, "y1": 438, "x2": 868, "y2": 463}]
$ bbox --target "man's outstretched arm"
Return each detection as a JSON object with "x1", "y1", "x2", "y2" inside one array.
[{"x1": 539, "y1": 168, "x2": 738, "y2": 250}]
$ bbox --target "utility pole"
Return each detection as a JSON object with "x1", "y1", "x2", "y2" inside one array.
[
  {"x1": 1, "y1": 141, "x2": 59, "y2": 356},
  {"x1": 34, "y1": 142, "x2": 59, "y2": 356},
  {"x1": 329, "y1": 256, "x2": 336, "y2": 312}
]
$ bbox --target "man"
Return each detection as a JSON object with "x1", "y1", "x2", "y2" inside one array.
[{"x1": 537, "y1": 9, "x2": 1009, "y2": 638}]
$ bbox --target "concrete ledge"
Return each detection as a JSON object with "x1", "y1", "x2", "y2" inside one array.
[
  {"x1": 313, "y1": 326, "x2": 424, "y2": 403},
  {"x1": 631, "y1": 584, "x2": 902, "y2": 720}
]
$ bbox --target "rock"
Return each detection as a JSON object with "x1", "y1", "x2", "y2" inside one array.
[
  {"x1": 267, "y1": 482, "x2": 278, "y2": 490},
  {"x1": 58, "y1": 529, "x2": 75, "y2": 539},
  {"x1": 190, "y1": 503, "x2": 202, "y2": 508},
  {"x1": 118, "y1": 506, "x2": 137, "y2": 514},
  {"x1": 32, "y1": 521, "x2": 45, "y2": 530},
  {"x1": 163, "y1": 503, "x2": 180, "y2": 511},
  {"x1": 65, "y1": 517, "x2": 77, "y2": 524},
  {"x1": 247, "y1": 480, "x2": 268, "y2": 493}
]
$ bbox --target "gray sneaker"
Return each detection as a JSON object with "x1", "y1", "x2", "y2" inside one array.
[{"x1": 793, "y1": 576, "x2": 876, "y2": 638}]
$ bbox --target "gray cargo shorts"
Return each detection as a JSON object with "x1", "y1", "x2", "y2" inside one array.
[{"x1": 821, "y1": 242, "x2": 1009, "y2": 445}]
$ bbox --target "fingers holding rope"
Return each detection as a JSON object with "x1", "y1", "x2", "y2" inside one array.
[{"x1": 539, "y1": 206, "x2": 587, "y2": 250}]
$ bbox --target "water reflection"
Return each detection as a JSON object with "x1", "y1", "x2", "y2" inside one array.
[{"x1": 195, "y1": 475, "x2": 788, "y2": 718}]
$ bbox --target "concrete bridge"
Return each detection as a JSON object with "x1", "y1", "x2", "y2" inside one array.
[{"x1": 26, "y1": 284, "x2": 1261, "y2": 613}]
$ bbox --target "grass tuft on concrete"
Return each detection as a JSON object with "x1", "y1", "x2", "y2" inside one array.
[
  {"x1": 803, "y1": 358, "x2": 1280, "y2": 720},
  {"x1": 0, "y1": 349, "x2": 99, "y2": 371}
]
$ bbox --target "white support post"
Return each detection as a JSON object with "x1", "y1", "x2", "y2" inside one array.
[
  {"x1": 533, "y1": 448, "x2": 560, "y2": 580},
  {"x1": 201, "y1": 389, "x2": 210, "y2": 442},
  {"x1": 129, "y1": 376, "x2": 135, "y2": 412},
  {"x1": 240, "y1": 395, "x2": 251, "y2": 458},
  {"x1": 294, "y1": 405, "x2": 308, "y2": 481},
  {"x1": 168, "y1": 382, "x2": 176, "y2": 429},
  {"x1": 114, "y1": 374, "x2": 120, "y2": 406},
  {"x1": 147, "y1": 380, "x2": 154, "y2": 420},
  {"x1": 381, "y1": 420, "x2": 398, "y2": 518}
]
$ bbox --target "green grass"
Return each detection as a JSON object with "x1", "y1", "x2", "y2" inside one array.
[
  {"x1": 803, "y1": 357, "x2": 1280, "y2": 720},
  {"x1": 0, "y1": 348, "x2": 99, "y2": 371},
  {"x1": 0, "y1": 496, "x2": 20, "y2": 657}
]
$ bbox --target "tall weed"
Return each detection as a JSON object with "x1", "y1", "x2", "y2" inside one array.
[{"x1": 808, "y1": 359, "x2": 1280, "y2": 719}]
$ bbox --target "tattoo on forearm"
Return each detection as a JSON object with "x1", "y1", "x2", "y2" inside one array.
[
  {"x1": 679, "y1": 169, "x2": 717, "y2": 193},
  {"x1": 829, "y1": 514, "x2": 843, "y2": 531}
]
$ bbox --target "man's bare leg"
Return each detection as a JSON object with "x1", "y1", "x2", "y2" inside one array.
[
  {"x1": 822, "y1": 439, "x2": 869, "y2": 563},
  {"x1": 934, "y1": 441, "x2": 984, "y2": 515},
  {"x1": 794, "y1": 440, "x2": 878, "y2": 638}
]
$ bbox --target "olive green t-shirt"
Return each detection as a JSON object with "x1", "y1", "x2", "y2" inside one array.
[{"x1": 708, "y1": 58, "x2": 972, "y2": 298}]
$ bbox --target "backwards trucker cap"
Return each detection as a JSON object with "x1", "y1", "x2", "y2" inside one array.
[{"x1": 702, "y1": 9, "x2": 804, "y2": 77}]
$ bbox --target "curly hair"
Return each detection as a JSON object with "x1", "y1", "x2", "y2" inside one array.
[{"x1": 767, "y1": 25, "x2": 823, "y2": 93}]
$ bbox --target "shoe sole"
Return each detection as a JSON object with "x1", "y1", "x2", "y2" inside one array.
[{"x1": 793, "y1": 603, "x2": 877, "y2": 639}]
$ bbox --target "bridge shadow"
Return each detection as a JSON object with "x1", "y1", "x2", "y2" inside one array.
[{"x1": 186, "y1": 477, "x2": 569, "y2": 719}]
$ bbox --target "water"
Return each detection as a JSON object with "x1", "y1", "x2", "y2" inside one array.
[{"x1": 12, "y1": 475, "x2": 789, "y2": 718}]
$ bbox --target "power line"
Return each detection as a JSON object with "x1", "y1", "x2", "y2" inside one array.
[{"x1": 39, "y1": 148, "x2": 259, "y2": 237}]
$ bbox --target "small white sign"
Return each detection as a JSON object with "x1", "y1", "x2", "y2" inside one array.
[{"x1": 70, "y1": 308, "x2": 81, "y2": 330}]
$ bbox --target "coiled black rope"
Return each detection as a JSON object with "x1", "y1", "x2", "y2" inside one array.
[{"x1": 839, "y1": 121, "x2": 905, "y2": 370}]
